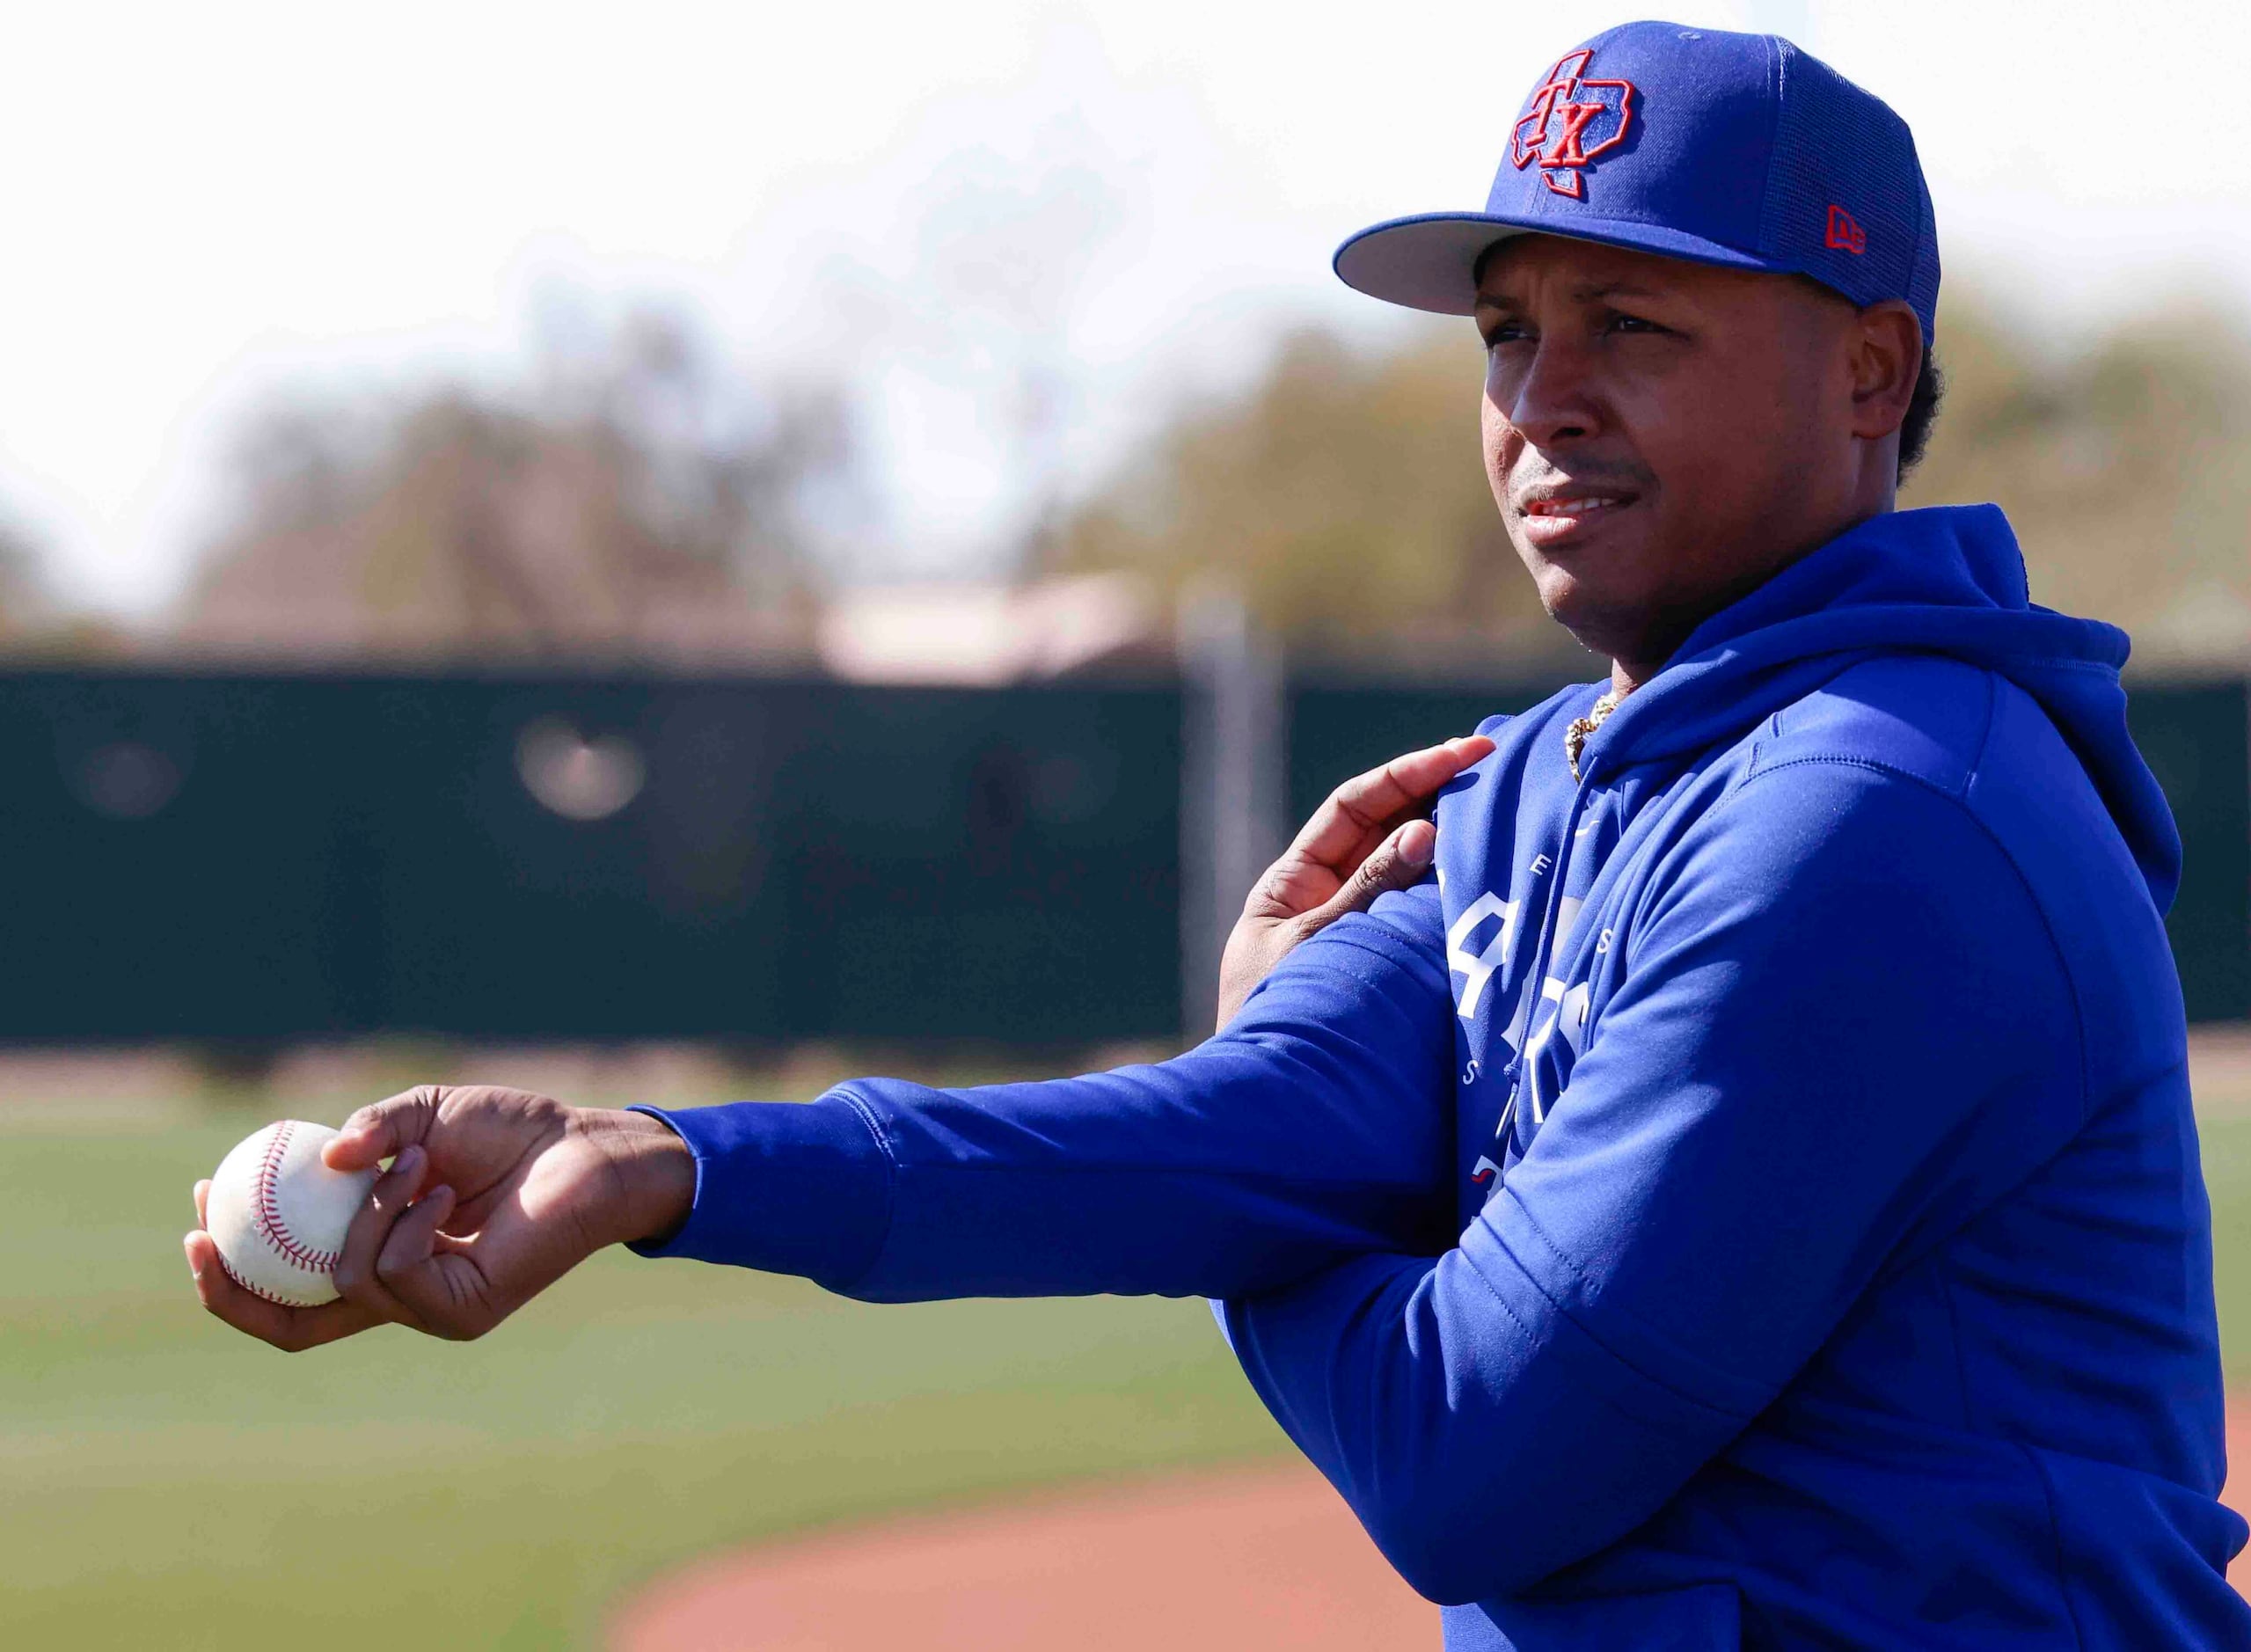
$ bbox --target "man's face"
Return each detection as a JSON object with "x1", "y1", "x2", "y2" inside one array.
[{"x1": 1476, "y1": 235, "x2": 1880, "y2": 675}]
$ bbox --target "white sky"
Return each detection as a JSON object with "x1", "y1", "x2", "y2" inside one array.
[{"x1": 3, "y1": 0, "x2": 2247, "y2": 618}]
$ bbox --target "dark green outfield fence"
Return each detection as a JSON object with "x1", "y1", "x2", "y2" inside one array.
[
  {"x1": 0, "y1": 669, "x2": 2244, "y2": 1041},
  {"x1": 0, "y1": 672, "x2": 1182, "y2": 1043},
  {"x1": 2127, "y1": 681, "x2": 2251, "y2": 1023}
]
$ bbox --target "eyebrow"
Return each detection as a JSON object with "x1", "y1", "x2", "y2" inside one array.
[{"x1": 1473, "y1": 279, "x2": 1669, "y2": 309}]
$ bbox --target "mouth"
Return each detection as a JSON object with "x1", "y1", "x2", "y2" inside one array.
[{"x1": 1513, "y1": 485, "x2": 1641, "y2": 547}]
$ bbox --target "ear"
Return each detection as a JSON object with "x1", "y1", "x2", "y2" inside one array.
[{"x1": 1846, "y1": 300, "x2": 1923, "y2": 442}]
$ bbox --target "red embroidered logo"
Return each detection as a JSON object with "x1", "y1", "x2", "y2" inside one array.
[
  {"x1": 1824, "y1": 204, "x2": 1867, "y2": 255},
  {"x1": 1510, "y1": 49, "x2": 1639, "y2": 199}
]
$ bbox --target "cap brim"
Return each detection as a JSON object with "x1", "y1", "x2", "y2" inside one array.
[{"x1": 1333, "y1": 211, "x2": 1780, "y2": 316}]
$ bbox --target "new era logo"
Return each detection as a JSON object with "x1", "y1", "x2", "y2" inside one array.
[{"x1": 1825, "y1": 204, "x2": 1867, "y2": 255}]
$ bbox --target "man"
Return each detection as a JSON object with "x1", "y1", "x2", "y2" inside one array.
[{"x1": 186, "y1": 23, "x2": 2247, "y2": 1648}]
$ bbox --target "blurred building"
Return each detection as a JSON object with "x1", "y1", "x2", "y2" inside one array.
[{"x1": 815, "y1": 572, "x2": 1164, "y2": 683}]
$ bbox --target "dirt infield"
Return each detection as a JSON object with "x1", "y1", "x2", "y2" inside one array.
[
  {"x1": 614, "y1": 1401, "x2": 2251, "y2": 1649},
  {"x1": 610, "y1": 1459, "x2": 1429, "y2": 1650}
]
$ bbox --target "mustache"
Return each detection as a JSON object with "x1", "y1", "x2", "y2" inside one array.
[{"x1": 1509, "y1": 463, "x2": 1655, "y2": 510}]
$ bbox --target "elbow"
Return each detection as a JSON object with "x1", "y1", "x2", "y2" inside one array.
[
  {"x1": 1385, "y1": 1546, "x2": 1491, "y2": 1609},
  {"x1": 1356, "y1": 1465, "x2": 1586, "y2": 1605},
  {"x1": 1363, "y1": 1504, "x2": 1556, "y2": 1607}
]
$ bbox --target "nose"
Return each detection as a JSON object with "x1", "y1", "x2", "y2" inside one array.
[{"x1": 1489, "y1": 338, "x2": 1603, "y2": 449}]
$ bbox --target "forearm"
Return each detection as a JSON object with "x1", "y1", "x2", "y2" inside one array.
[
  {"x1": 632, "y1": 903, "x2": 1458, "y2": 1301},
  {"x1": 633, "y1": 1074, "x2": 1450, "y2": 1302}
]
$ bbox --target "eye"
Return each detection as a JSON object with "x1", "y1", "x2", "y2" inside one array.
[
  {"x1": 1480, "y1": 318, "x2": 1532, "y2": 351},
  {"x1": 1603, "y1": 311, "x2": 1667, "y2": 337}
]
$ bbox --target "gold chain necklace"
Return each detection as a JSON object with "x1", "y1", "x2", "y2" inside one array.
[{"x1": 1563, "y1": 688, "x2": 1624, "y2": 782}]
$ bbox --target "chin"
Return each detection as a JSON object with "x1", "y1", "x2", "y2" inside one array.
[
  {"x1": 1533, "y1": 577, "x2": 1653, "y2": 667},
  {"x1": 1527, "y1": 562, "x2": 1604, "y2": 631}
]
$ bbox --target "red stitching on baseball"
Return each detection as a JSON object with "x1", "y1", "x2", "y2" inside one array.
[
  {"x1": 219, "y1": 1249, "x2": 314, "y2": 1306},
  {"x1": 252, "y1": 1122, "x2": 343, "y2": 1274}
]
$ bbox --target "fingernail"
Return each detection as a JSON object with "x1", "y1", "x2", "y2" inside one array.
[
  {"x1": 426, "y1": 1183, "x2": 454, "y2": 1207},
  {"x1": 393, "y1": 1144, "x2": 422, "y2": 1177},
  {"x1": 1400, "y1": 825, "x2": 1435, "y2": 870},
  {"x1": 182, "y1": 1237, "x2": 201, "y2": 1278}
]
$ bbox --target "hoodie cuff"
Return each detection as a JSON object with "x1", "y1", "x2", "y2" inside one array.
[{"x1": 625, "y1": 1098, "x2": 896, "y2": 1290}]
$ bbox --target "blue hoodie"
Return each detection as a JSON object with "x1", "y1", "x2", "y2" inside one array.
[{"x1": 634, "y1": 505, "x2": 2246, "y2": 1648}]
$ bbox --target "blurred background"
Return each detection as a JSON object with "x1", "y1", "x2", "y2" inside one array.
[{"x1": 4, "y1": 1, "x2": 2249, "y2": 1647}]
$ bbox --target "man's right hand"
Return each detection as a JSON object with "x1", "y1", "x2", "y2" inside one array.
[{"x1": 184, "y1": 1085, "x2": 694, "y2": 1351}]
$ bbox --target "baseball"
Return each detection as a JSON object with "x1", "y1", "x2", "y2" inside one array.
[{"x1": 204, "y1": 1120, "x2": 377, "y2": 1306}]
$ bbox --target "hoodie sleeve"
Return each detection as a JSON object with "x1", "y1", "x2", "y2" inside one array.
[
  {"x1": 1220, "y1": 761, "x2": 2087, "y2": 1604},
  {"x1": 628, "y1": 880, "x2": 1458, "y2": 1300}
]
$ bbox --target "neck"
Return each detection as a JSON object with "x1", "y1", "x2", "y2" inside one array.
[{"x1": 1604, "y1": 491, "x2": 1900, "y2": 699}]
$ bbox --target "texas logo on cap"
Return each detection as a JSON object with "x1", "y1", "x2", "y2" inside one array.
[{"x1": 1509, "y1": 49, "x2": 1638, "y2": 200}]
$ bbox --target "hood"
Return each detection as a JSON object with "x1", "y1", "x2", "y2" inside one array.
[{"x1": 1577, "y1": 504, "x2": 2182, "y2": 911}]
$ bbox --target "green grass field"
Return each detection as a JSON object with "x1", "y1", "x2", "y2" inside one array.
[
  {"x1": 0, "y1": 1107, "x2": 1285, "y2": 1650},
  {"x1": 4, "y1": 1100, "x2": 2249, "y2": 1650}
]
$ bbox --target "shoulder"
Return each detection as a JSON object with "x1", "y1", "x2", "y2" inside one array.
[
  {"x1": 1732, "y1": 657, "x2": 2135, "y2": 908},
  {"x1": 1633, "y1": 757, "x2": 2078, "y2": 1072},
  {"x1": 1669, "y1": 748, "x2": 2001, "y2": 915},
  {"x1": 1746, "y1": 654, "x2": 1997, "y2": 801},
  {"x1": 1643, "y1": 685, "x2": 2057, "y2": 969},
  {"x1": 1650, "y1": 655, "x2": 2013, "y2": 902},
  {"x1": 1731, "y1": 661, "x2": 2180, "y2": 1098}
]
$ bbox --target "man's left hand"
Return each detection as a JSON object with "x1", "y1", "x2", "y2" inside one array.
[{"x1": 1215, "y1": 734, "x2": 1493, "y2": 1030}]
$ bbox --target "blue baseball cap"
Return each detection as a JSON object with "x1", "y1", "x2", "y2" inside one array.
[{"x1": 1335, "y1": 21, "x2": 1940, "y2": 342}]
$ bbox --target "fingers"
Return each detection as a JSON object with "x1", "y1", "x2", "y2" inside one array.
[
  {"x1": 1303, "y1": 817, "x2": 1438, "y2": 931},
  {"x1": 331, "y1": 1147, "x2": 500, "y2": 1340},
  {"x1": 1284, "y1": 735, "x2": 1494, "y2": 878},
  {"x1": 1216, "y1": 815, "x2": 1444, "y2": 1031},
  {"x1": 194, "y1": 1178, "x2": 209, "y2": 1229},
  {"x1": 330, "y1": 1144, "x2": 437, "y2": 1328},
  {"x1": 325, "y1": 1085, "x2": 445, "y2": 1173},
  {"x1": 1240, "y1": 734, "x2": 1489, "y2": 926},
  {"x1": 369, "y1": 1185, "x2": 484, "y2": 1334},
  {"x1": 1327, "y1": 734, "x2": 1494, "y2": 833},
  {"x1": 183, "y1": 1229, "x2": 385, "y2": 1352},
  {"x1": 1385, "y1": 818, "x2": 1439, "y2": 886}
]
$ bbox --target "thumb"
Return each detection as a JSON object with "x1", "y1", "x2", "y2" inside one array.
[
  {"x1": 1303, "y1": 818, "x2": 1436, "y2": 931},
  {"x1": 324, "y1": 1086, "x2": 444, "y2": 1173}
]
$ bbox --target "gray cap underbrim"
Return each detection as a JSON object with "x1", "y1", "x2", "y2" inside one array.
[{"x1": 1334, "y1": 210, "x2": 1784, "y2": 316}]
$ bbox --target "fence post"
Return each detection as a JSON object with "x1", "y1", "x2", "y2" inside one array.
[{"x1": 1179, "y1": 582, "x2": 1288, "y2": 1042}]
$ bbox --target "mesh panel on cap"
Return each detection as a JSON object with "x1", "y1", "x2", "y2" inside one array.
[{"x1": 1758, "y1": 41, "x2": 1938, "y2": 340}]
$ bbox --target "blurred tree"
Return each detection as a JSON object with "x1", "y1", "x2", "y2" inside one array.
[
  {"x1": 908, "y1": 125, "x2": 1124, "y2": 571},
  {"x1": 174, "y1": 311, "x2": 860, "y2": 663},
  {"x1": 1905, "y1": 296, "x2": 2251, "y2": 669},
  {"x1": 0, "y1": 518, "x2": 37, "y2": 635},
  {"x1": 0, "y1": 513, "x2": 107, "y2": 654},
  {"x1": 1053, "y1": 296, "x2": 2251, "y2": 675},
  {"x1": 1049, "y1": 325, "x2": 1569, "y2": 673}
]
